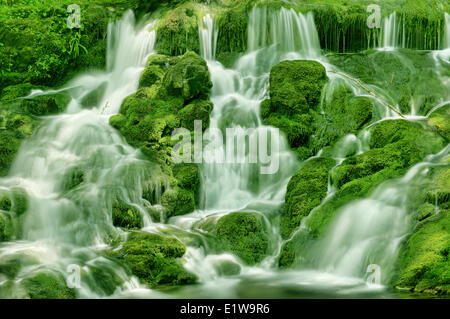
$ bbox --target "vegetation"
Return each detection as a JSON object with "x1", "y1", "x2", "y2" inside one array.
[
  {"x1": 108, "y1": 231, "x2": 197, "y2": 287},
  {"x1": 214, "y1": 212, "x2": 269, "y2": 265},
  {"x1": 0, "y1": 0, "x2": 449, "y2": 298},
  {"x1": 110, "y1": 51, "x2": 212, "y2": 217}
]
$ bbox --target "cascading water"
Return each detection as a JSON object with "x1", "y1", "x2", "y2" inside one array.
[
  {"x1": 308, "y1": 146, "x2": 449, "y2": 284},
  {"x1": 381, "y1": 12, "x2": 399, "y2": 49},
  {"x1": 0, "y1": 11, "x2": 162, "y2": 298},
  {"x1": 1, "y1": 4, "x2": 448, "y2": 299},
  {"x1": 445, "y1": 13, "x2": 450, "y2": 49}
]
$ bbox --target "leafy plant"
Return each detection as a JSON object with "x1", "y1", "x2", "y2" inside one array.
[{"x1": 68, "y1": 30, "x2": 88, "y2": 59}]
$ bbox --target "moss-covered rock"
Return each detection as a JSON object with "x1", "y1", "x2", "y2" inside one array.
[
  {"x1": 261, "y1": 60, "x2": 329, "y2": 157},
  {"x1": 281, "y1": 157, "x2": 336, "y2": 239},
  {"x1": 161, "y1": 188, "x2": 195, "y2": 218},
  {"x1": 267, "y1": 60, "x2": 327, "y2": 116},
  {"x1": 161, "y1": 51, "x2": 212, "y2": 100},
  {"x1": 111, "y1": 51, "x2": 212, "y2": 217},
  {"x1": 139, "y1": 54, "x2": 172, "y2": 88},
  {"x1": 0, "y1": 212, "x2": 13, "y2": 242},
  {"x1": 304, "y1": 120, "x2": 445, "y2": 240},
  {"x1": 310, "y1": 82, "x2": 373, "y2": 152},
  {"x1": 393, "y1": 211, "x2": 450, "y2": 295},
  {"x1": 108, "y1": 231, "x2": 197, "y2": 287},
  {"x1": 0, "y1": 131, "x2": 21, "y2": 176},
  {"x1": 214, "y1": 212, "x2": 269, "y2": 265},
  {"x1": 216, "y1": 6, "x2": 249, "y2": 55},
  {"x1": 112, "y1": 201, "x2": 143, "y2": 229},
  {"x1": 179, "y1": 99, "x2": 214, "y2": 131},
  {"x1": 23, "y1": 271, "x2": 76, "y2": 299},
  {"x1": 332, "y1": 120, "x2": 445, "y2": 188},
  {"x1": 21, "y1": 92, "x2": 71, "y2": 116}
]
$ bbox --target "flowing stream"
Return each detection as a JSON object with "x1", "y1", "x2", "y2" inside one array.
[{"x1": 0, "y1": 7, "x2": 449, "y2": 299}]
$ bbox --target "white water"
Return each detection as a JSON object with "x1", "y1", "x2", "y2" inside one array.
[
  {"x1": 445, "y1": 13, "x2": 450, "y2": 49},
  {"x1": 1, "y1": 6, "x2": 448, "y2": 299},
  {"x1": 381, "y1": 12, "x2": 399, "y2": 49},
  {"x1": 0, "y1": 11, "x2": 161, "y2": 298}
]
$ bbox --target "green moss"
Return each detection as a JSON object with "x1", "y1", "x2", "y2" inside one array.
[
  {"x1": 394, "y1": 212, "x2": 450, "y2": 294},
  {"x1": 155, "y1": 7, "x2": 200, "y2": 56},
  {"x1": 261, "y1": 60, "x2": 328, "y2": 150},
  {"x1": 214, "y1": 212, "x2": 269, "y2": 265},
  {"x1": 173, "y1": 163, "x2": 200, "y2": 194},
  {"x1": 0, "y1": 1, "x2": 111, "y2": 90},
  {"x1": 0, "y1": 195, "x2": 12, "y2": 211},
  {"x1": 327, "y1": 50, "x2": 449, "y2": 115},
  {"x1": 179, "y1": 99, "x2": 214, "y2": 131},
  {"x1": 23, "y1": 272, "x2": 76, "y2": 299},
  {"x1": 332, "y1": 120, "x2": 445, "y2": 188},
  {"x1": 310, "y1": 82, "x2": 373, "y2": 152},
  {"x1": 161, "y1": 51, "x2": 212, "y2": 100},
  {"x1": 21, "y1": 92, "x2": 71, "y2": 115},
  {"x1": 216, "y1": 6, "x2": 249, "y2": 55},
  {"x1": 428, "y1": 103, "x2": 450, "y2": 141},
  {"x1": 268, "y1": 60, "x2": 327, "y2": 116},
  {"x1": 161, "y1": 187, "x2": 195, "y2": 217},
  {"x1": 0, "y1": 212, "x2": 13, "y2": 242},
  {"x1": 281, "y1": 157, "x2": 336, "y2": 240},
  {"x1": 139, "y1": 54, "x2": 172, "y2": 88},
  {"x1": 111, "y1": 51, "x2": 211, "y2": 216},
  {"x1": 112, "y1": 201, "x2": 143, "y2": 229},
  {"x1": 108, "y1": 231, "x2": 197, "y2": 287},
  {"x1": 0, "y1": 131, "x2": 21, "y2": 176},
  {"x1": 0, "y1": 83, "x2": 36, "y2": 102}
]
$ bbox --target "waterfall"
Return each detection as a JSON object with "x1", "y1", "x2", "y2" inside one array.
[
  {"x1": 248, "y1": 7, "x2": 320, "y2": 57},
  {"x1": 381, "y1": 12, "x2": 399, "y2": 49},
  {"x1": 444, "y1": 13, "x2": 450, "y2": 49},
  {"x1": 0, "y1": 11, "x2": 158, "y2": 297},
  {"x1": 195, "y1": 7, "x2": 321, "y2": 211},
  {"x1": 308, "y1": 145, "x2": 449, "y2": 284},
  {"x1": 199, "y1": 14, "x2": 218, "y2": 61}
]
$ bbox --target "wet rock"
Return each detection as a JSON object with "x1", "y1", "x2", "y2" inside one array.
[
  {"x1": 108, "y1": 231, "x2": 197, "y2": 287},
  {"x1": 214, "y1": 212, "x2": 269, "y2": 266}
]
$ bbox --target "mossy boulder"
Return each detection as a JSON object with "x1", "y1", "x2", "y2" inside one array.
[
  {"x1": 310, "y1": 82, "x2": 373, "y2": 152},
  {"x1": 23, "y1": 272, "x2": 76, "y2": 299},
  {"x1": 111, "y1": 51, "x2": 212, "y2": 217},
  {"x1": 393, "y1": 211, "x2": 450, "y2": 295},
  {"x1": 139, "y1": 54, "x2": 172, "y2": 88},
  {"x1": 161, "y1": 51, "x2": 212, "y2": 101},
  {"x1": 261, "y1": 60, "x2": 328, "y2": 156},
  {"x1": 21, "y1": 92, "x2": 71, "y2": 116},
  {"x1": 161, "y1": 188, "x2": 195, "y2": 218},
  {"x1": 108, "y1": 231, "x2": 197, "y2": 287},
  {"x1": 216, "y1": 6, "x2": 249, "y2": 55},
  {"x1": 112, "y1": 201, "x2": 143, "y2": 229},
  {"x1": 179, "y1": 99, "x2": 214, "y2": 131},
  {"x1": 281, "y1": 157, "x2": 336, "y2": 239},
  {"x1": 266, "y1": 60, "x2": 327, "y2": 116},
  {"x1": 332, "y1": 120, "x2": 445, "y2": 188},
  {"x1": 213, "y1": 212, "x2": 269, "y2": 265},
  {"x1": 0, "y1": 212, "x2": 13, "y2": 242},
  {"x1": 304, "y1": 120, "x2": 445, "y2": 240},
  {"x1": 0, "y1": 131, "x2": 21, "y2": 176}
]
